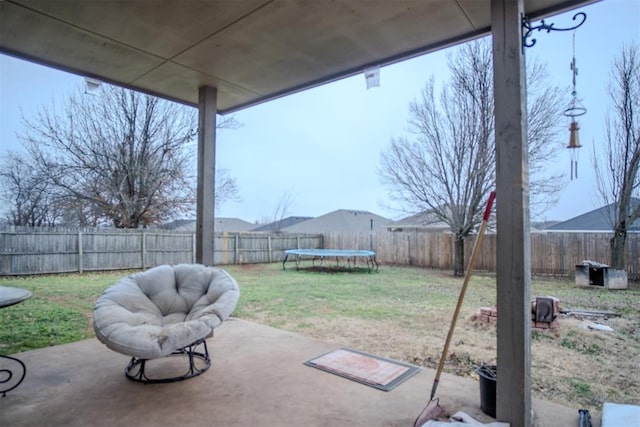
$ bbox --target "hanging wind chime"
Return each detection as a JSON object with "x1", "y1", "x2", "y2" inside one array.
[
  {"x1": 564, "y1": 30, "x2": 587, "y2": 180},
  {"x1": 521, "y1": 11, "x2": 588, "y2": 179}
]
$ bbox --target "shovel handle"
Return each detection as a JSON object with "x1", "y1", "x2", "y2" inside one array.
[
  {"x1": 429, "y1": 191, "x2": 496, "y2": 402},
  {"x1": 483, "y1": 191, "x2": 496, "y2": 221}
]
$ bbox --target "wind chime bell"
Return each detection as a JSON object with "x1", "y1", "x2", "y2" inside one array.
[{"x1": 567, "y1": 121, "x2": 580, "y2": 149}]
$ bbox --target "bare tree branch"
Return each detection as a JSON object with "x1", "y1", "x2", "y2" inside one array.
[
  {"x1": 0, "y1": 151, "x2": 61, "y2": 226},
  {"x1": 379, "y1": 38, "x2": 565, "y2": 275},
  {"x1": 17, "y1": 85, "x2": 240, "y2": 228},
  {"x1": 593, "y1": 42, "x2": 640, "y2": 268}
]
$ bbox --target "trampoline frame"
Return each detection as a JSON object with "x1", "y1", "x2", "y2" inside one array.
[{"x1": 282, "y1": 249, "x2": 378, "y2": 272}]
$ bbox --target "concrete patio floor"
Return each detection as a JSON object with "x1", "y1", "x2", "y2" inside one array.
[{"x1": 1, "y1": 318, "x2": 598, "y2": 427}]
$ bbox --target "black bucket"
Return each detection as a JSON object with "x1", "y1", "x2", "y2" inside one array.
[{"x1": 477, "y1": 364, "x2": 497, "y2": 418}]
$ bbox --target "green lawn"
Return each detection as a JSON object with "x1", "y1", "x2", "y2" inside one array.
[
  {"x1": 0, "y1": 264, "x2": 495, "y2": 354},
  {"x1": 1, "y1": 263, "x2": 638, "y2": 412},
  {"x1": 0, "y1": 271, "x2": 120, "y2": 353}
]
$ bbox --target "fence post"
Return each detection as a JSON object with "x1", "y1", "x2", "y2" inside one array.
[
  {"x1": 450, "y1": 234, "x2": 455, "y2": 270},
  {"x1": 220, "y1": 232, "x2": 227, "y2": 265},
  {"x1": 235, "y1": 234, "x2": 239, "y2": 265},
  {"x1": 140, "y1": 231, "x2": 147, "y2": 270},
  {"x1": 632, "y1": 236, "x2": 638, "y2": 280},
  {"x1": 559, "y1": 235, "x2": 565, "y2": 275},
  {"x1": 192, "y1": 234, "x2": 196, "y2": 263},
  {"x1": 78, "y1": 230, "x2": 83, "y2": 274},
  {"x1": 268, "y1": 235, "x2": 272, "y2": 263}
]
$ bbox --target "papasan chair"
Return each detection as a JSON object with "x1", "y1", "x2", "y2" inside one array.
[{"x1": 93, "y1": 264, "x2": 240, "y2": 383}]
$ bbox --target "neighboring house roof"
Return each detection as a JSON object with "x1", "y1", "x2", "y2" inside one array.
[
  {"x1": 161, "y1": 218, "x2": 255, "y2": 233},
  {"x1": 159, "y1": 219, "x2": 196, "y2": 231},
  {"x1": 215, "y1": 218, "x2": 256, "y2": 232},
  {"x1": 282, "y1": 209, "x2": 392, "y2": 233},
  {"x1": 251, "y1": 216, "x2": 313, "y2": 232},
  {"x1": 387, "y1": 202, "x2": 499, "y2": 233},
  {"x1": 546, "y1": 199, "x2": 640, "y2": 232},
  {"x1": 387, "y1": 211, "x2": 450, "y2": 232},
  {"x1": 531, "y1": 220, "x2": 560, "y2": 231}
]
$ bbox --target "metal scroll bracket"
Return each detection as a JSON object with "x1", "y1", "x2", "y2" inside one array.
[{"x1": 521, "y1": 12, "x2": 587, "y2": 50}]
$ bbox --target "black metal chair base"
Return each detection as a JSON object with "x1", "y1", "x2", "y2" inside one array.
[
  {"x1": 124, "y1": 338, "x2": 211, "y2": 384},
  {"x1": 0, "y1": 354, "x2": 27, "y2": 397}
]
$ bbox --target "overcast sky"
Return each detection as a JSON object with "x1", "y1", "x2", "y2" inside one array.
[{"x1": 1, "y1": 0, "x2": 639, "y2": 224}]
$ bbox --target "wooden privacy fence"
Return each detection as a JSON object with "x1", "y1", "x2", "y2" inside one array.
[
  {"x1": 1, "y1": 228, "x2": 638, "y2": 279},
  {"x1": 216, "y1": 233, "x2": 322, "y2": 265},
  {"x1": 323, "y1": 231, "x2": 640, "y2": 280},
  {"x1": 0, "y1": 228, "x2": 322, "y2": 276}
]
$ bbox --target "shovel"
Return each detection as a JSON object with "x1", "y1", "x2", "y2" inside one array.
[{"x1": 413, "y1": 191, "x2": 496, "y2": 427}]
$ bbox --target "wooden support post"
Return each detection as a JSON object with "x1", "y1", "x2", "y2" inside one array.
[
  {"x1": 491, "y1": 0, "x2": 532, "y2": 425},
  {"x1": 196, "y1": 86, "x2": 217, "y2": 266}
]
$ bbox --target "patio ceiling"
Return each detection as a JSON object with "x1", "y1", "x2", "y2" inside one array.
[{"x1": 1, "y1": 0, "x2": 595, "y2": 114}]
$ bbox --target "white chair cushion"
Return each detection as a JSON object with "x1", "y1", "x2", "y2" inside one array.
[{"x1": 93, "y1": 264, "x2": 240, "y2": 360}]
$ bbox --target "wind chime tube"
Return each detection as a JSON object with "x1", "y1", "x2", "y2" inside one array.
[{"x1": 569, "y1": 159, "x2": 573, "y2": 181}]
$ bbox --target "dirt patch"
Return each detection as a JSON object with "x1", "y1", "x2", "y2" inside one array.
[{"x1": 270, "y1": 311, "x2": 639, "y2": 416}]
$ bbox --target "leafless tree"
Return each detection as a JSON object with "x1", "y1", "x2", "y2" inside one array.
[
  {"x1": 214, "y1": 168, "x2": 241, "y2": 211},
  {"x1": 379, "y1": 39, "x2": 565, "y2": 276},
  {"x1": 0, "y1": 151, "x2": 59, "y2": 226},
  {"x1": 265, "y1": 189, "x2": 297, "y2": 232},
  {"x1": 593, "y1": 43, "x2": 640, "y2": 269},
  {"x1": 19, "y1": 84, "x2": 239, "y2": 228}
]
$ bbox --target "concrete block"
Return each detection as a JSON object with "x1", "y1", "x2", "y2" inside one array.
[
  {"x1": 480, "y1": 307, "x2": 493, "y2": 316},
  {"x1": 575, "y1": 265, "x2": 590, "y2": 287},
  {"x1": 531, "y1": 319, "x2": 560, "y2": 330},
  {"x1": 607, "y1": 268, "x2": 628, "y2": 290},
  {"x1": 575, "y1": 265, "x2": 628, "y2": 289}
]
